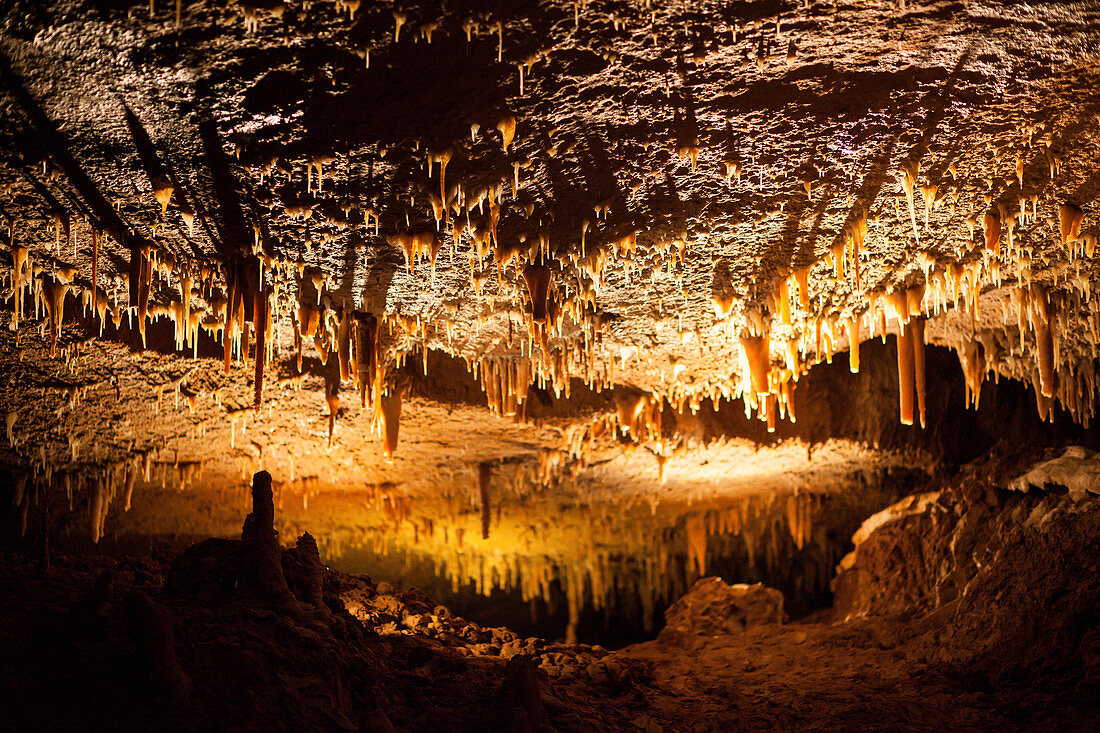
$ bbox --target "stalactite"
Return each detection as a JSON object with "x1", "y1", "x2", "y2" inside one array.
[
  {"x1": 740, "y1": 333, "x2": 770, "y2": 404},
  {"x1": 326, "y1": 385, "x2": 339, "y2": 447},
  {"x1": 895, "y1": 160, "x2": 920, "y2": 247},
  {"x1": 1031, "y1": 287, "x2": 1055, "y2": 398},
  {"x1": 912, "y1": 317, "x2": 926, "y2": 428},
  {"x1": 522, "y1": 263, "x2": 551, "y2": 323},
  {"x1": 355, "y1": 313, "x2": 378, "y2": 407},
  {"x1": 846, "y1": 316, "x2": 860, "y2": 373},
  {"x1": 959, "y1": 339, "x2": 986, "y2": 409},
  {"x1": 337, "y1": 306, "x2": 352, "y2": 381},
  {"x1": 43, "y1": 276, "x2": 68, "y2": 357},
  {"x1": 9, "y1": 245, "x2": 28, "y2": 331},
  {"x1": 253, "y1": 272, "x2": 267, "y2": 408},
  {"x1": 896, "y1": 325, "x2": 914, "y2": 426},
  {"x1": 982, "y1": 208, "x2": 1001, "y2": 256},
  {"x1": 1059, "y1": 203, "x2": 1084, "y2": 247},
  {"x1": 91, "y1": 228, "x2": 100, "y2": 294}
]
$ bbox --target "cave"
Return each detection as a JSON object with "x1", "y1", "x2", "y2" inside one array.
[{"x1": 1, "y1": 0, "x2": 1099, "y2": 729}]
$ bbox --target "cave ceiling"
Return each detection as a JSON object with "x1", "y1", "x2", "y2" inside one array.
[{"x1": 1, "y1": 0, "x2": 1099, "y2": 498}]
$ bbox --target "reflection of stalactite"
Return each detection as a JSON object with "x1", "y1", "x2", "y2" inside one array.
[
  {"x1": 478, "y1": 462, "x2": 493, "y2": 539},
  {"x1": 70, "y1": 451, "x2": 874, "y2": 639},
  {"x1": 685, "y1": 514, "x2": 706, "y2": 576}
]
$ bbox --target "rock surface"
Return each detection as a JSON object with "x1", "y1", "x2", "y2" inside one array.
[
  {"x1": 1008, "y1": 446, "x2": 1100, "y2": 499},
  {"x1": 662, "y1": 577, "x2": 784, "y2": 639}
]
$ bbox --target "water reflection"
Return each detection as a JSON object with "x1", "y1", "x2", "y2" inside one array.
[
  {"x1": 286, "y1": 483, "x2": 872, "y2": 646},
  {"x1": 58, "y1": 456, "x2": 910, "y2": 647}
]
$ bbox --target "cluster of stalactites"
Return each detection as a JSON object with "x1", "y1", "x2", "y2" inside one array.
[
  {"x1": 307, "y1": 486, "x2": 834, "y2": 642},
  {"x1": 477, "y1": 355, "x2": 532, "y2": 418},
  {"x1": 8, "y1": 447, "x2": 195, "y2": 544},
  {"x1": 734, "y1": 306, "x2": 798, "y2": 434}
]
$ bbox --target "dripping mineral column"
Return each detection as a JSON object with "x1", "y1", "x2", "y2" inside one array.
[{"x1": 897, "y1": 324, "x2": 915, "y2": 426}]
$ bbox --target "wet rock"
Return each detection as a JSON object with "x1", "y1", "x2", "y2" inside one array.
[
  {"x1": 1008, "y1": 446, "x2": 1100, "y2": 499},
  {"x1": 661, "y1": 577, "x2": 784, "y2": 639}
]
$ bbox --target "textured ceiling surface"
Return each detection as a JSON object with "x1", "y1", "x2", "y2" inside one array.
[{"x1": 1, "y1": 0, "x2": 1099, "y2": 506}]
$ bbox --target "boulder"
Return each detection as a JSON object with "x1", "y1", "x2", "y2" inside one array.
[{"x1": 661, "y1": 577, "x2": 784, "y2": 638}]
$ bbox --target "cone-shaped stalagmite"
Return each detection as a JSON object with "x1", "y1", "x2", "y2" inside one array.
[{"x1": 240, "y1": 470, "x2": 296, "y2": 606}]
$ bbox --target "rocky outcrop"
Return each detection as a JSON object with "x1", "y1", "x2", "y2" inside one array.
[
  {"x1": 660, "y1": 577, "x2": 784, "y2": 640},
  {"x1": 282, "y1": 531, "x2": 325, "y2": 609},
  {"x1": 832, "y1": 459, "x2": 1100, "y2": 698},
  {"x1": 1007, "y1": 445, "x2": 1100, "y2": 499}
]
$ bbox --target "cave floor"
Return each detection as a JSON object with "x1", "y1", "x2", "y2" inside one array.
[{"x1": 0, "y1": 543, "x2": 1090, "y2": 733}]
